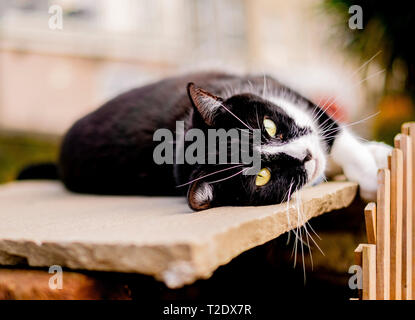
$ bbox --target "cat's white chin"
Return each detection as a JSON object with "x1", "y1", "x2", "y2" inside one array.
[{"x1": 305, "y1": 153, "x2": 326, "y2": 186}]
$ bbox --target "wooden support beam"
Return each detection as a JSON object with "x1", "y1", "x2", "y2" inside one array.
[
  {"x1": 389, "y1": 148, "x2": 403, "y2": 299},
  {"x1": 364, "y1": 202, "x2": 377, "y2": 245},
  {"x1": 376, "y1": 168, "x2": 391, "y2": 300}
]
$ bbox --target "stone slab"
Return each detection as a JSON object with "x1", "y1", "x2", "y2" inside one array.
[{"x1": 0, "y1": 181, "x2": 357, "y2": 288}]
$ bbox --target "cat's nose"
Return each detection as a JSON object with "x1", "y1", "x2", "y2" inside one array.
[{"x1": 303, "y1": 150, "x2": 312, "y2": 163}]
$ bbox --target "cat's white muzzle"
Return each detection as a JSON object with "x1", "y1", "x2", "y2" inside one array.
[{"x1": 304, "y1": 149, "x2": 326, "y2": 186}]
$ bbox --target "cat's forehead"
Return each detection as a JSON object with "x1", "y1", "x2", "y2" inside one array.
[
  {"x1": 225, "y1": 93, "x2": 316, "y2": 131},
  {"x1": 267, "y1": 96, "x2": 315, "y2": 130}
]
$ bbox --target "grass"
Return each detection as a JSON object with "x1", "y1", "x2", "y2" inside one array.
[{"x1": 0, "y1": 131, "x2": 59, "y2": 184}]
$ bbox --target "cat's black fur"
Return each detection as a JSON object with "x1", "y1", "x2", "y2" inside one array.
[{"x1": 58, "y1": 72, "x2": 339, "y2": 210}]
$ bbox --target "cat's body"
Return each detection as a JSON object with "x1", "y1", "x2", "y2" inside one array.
[
  {"x1": 60, "y1": 72, "x2": 255, "y2": 196},
  {"x1": 58, "y1": 71, "x2": 391, "y2": 210}
]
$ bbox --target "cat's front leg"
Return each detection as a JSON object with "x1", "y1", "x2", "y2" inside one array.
[{"x1": 328, "y1": 128, "x2": 392, "y2": 201}]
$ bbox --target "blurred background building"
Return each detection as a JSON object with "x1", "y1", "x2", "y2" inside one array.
[{"x1": 0, "y1": 0, "x2": 387, "y2": 134}]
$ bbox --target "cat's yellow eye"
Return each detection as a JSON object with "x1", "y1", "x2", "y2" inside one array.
[
  {"x1": 263, "y1": 118, "x2": 277, "y2": 137},
  {"x1": 255, "y1": 168, "x2": 271, "y2": 186}
]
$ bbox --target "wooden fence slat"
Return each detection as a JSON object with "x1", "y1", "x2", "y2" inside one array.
[
  {"x1": 389, "y1": 148, "x2": 403, "y2": 299},
  {"x1": 362, "y1": 244, "x2": 377, "y2": 300},
  {"x1": 395, "y1": 133, "x2": 413, "y2": 299},
  {"x1": 354, "y1": 244, "x2": 363, "y2": 300},
  {"x1": 364, "y1": 203, "x2": 377, "y2": 245},
  {"x1": 376, "y1": 168, "x2": 391, "y2": 300},
  {"x1": 402, "y1": 122, "x2": 415, "y2": 298}
]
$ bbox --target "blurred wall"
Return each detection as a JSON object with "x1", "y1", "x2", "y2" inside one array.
[{"x1": 0, "y1": 0, "x2": 383, "y2": 135}]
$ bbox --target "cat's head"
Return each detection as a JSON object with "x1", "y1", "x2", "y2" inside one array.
[{"x1": 184, "y1": 83, "x2": 327, "y2": 211}]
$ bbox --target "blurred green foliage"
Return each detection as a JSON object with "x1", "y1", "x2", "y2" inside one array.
[
  {"x1": 325, "y1": 0, "x2": 415, "y2": 97},
  {"x1": 325, "y1": 0, "x2": 415, "y2": 143},
  {"x1": 0, "y1": 132, "x2": 59, "y2": 184}
]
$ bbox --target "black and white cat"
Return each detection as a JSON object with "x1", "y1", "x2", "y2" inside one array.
[{"x1": 58, "y1": 72, "x2": 391, "y2": 210}]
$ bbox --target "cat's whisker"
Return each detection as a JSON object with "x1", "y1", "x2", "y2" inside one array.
[
  {"x1": 350, "y1": 50, "x2": 382, "y2": 78},
  {"x1": 311, "y1": 97, "x2": 331, "y2": 123},
  {"x1": 295, "y1": 190, "x2": 306, "y2": 281},
  {"x1": 176, "y1": 164, "x2": 244, "y2": 187},
  {"x1": 297, "y1": 189, "x2": 320, "y2": 272},
  {"x1": 218, "y1": 102, "x2": 253, "y2": 130},
  {"x1": 321, "y1": 111, "x2": 381, "y2": 140},
  {"x1": 320, "y1": 121, "x2": 338, "y2": 133},
  {"x1": 303, "y1": 224, "x2": 313, "y2": 272},
  {"x1": 289, "y1": 176, "x2": 318, "y2": 272},
  {"x1": 285, "y1": 180, "x2": 295, "y2": 245},
  {"x1": 340, "y1": 111, "x2": 381, "y2": 129},
  {"x1": 317, "y1": 50, "x2": 381, "y2": 108},
  {"x1": 300, "y1": 212, "x2": 325, "y2": 256},
  {"x1": 292, "y1": 224, "x2": 299, "y2": 266},
  {"x1": 291, "y1": 182, "x2": 303, "y2": 264},
  {"x1": 358, "y1": 69, "x2": 386, "y2": 84},
  {"x1": 315, "y1": 96, "x2": 337, "y2": 122},
  {"x1": 315, "y1": 63, "x2": 381, "y2": 123},
  {"x1": 255, "y1": 105, "x2": 261, "y2": 130},
  {"x1": 357, "y1": 136, "x2": 370, "y2": 143},
  {"x1": 321, "y1": 111, "x2": 380, "y2": 138},
  {"x1": 294, "y1": 200, "x2": 301, "y2": 268},
  {"x1": 315, "y1": 68, "x2": 385, "y2": 126},
  {"x1": 262, "y1": 73, "x2": 267, "y2": 99},
  {"x1": 217, "y1": 163, "x2": 245, "y2": 165},
  {"x1": 320, "y1": 123, "x2": 338, "y2": 136},
  {"x1": 318, "y1": 107, "x2": 342, "y2": 130},
  {"x1": 321, "y1": 129, "x2": 343, "y2": 138},
  {"x1": 306, "y1": 221, "x2": 323, "y2": 242},
  {"x1": 247, "y1": 80, "x2": 254, "y2": 92},
  {"x1": 236, "y1": 128, "x2": 253, "y2": 135},
  {"x1": 207, "y1": 167, "x2": 248, "y2": 184},
  {"x1": 320, "y1": 133, "x2": 342, "y2": 140}
]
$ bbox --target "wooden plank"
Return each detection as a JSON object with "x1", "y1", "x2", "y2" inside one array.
[
  {"x1": 362, "y1": 244, "x2": 377, "y2": 300},
  {"x1": 389, "y1": 148, "x2": 403, "y2": 299},
  {"x1": 402, "y1": 122, "x2": 415, "y2": 298},
  {"x1": 376, "y1": 168, "x2": 391, "y2": 300},
  {"x1": 395, "y1": 133, "x2": 413, "y2": 299},
  {"x1": 364, "y1": 203, "x2": 377, "y2": 245}
]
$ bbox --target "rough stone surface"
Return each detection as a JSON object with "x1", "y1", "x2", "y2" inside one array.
[{"x1": 0, "y1": 181, "x2": 357, "y2": 288}]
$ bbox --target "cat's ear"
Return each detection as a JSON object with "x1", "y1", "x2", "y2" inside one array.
[
  {"x1": 187, "y1": 82, "x2": 223, "y2": 126},
  {"x1": 187, "y1": 180, "x2": 214, "y2": 211}
]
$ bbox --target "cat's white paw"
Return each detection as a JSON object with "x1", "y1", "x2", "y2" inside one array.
[
  {"x1": 356, "y1": 167, "x2": 378, "y2": 202},
  {"x1": 365, "y1": 141, "x2": 393, "y2": 169},
  {"x1": 358, "y1": 141, "x2": 392, "y2": 201},
  {"x1": 330, "y1": 129, "x2": 392, "y2": 202},
  {"x1": 359, "y1": 182, "x2": 378, "y2": 202}
]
